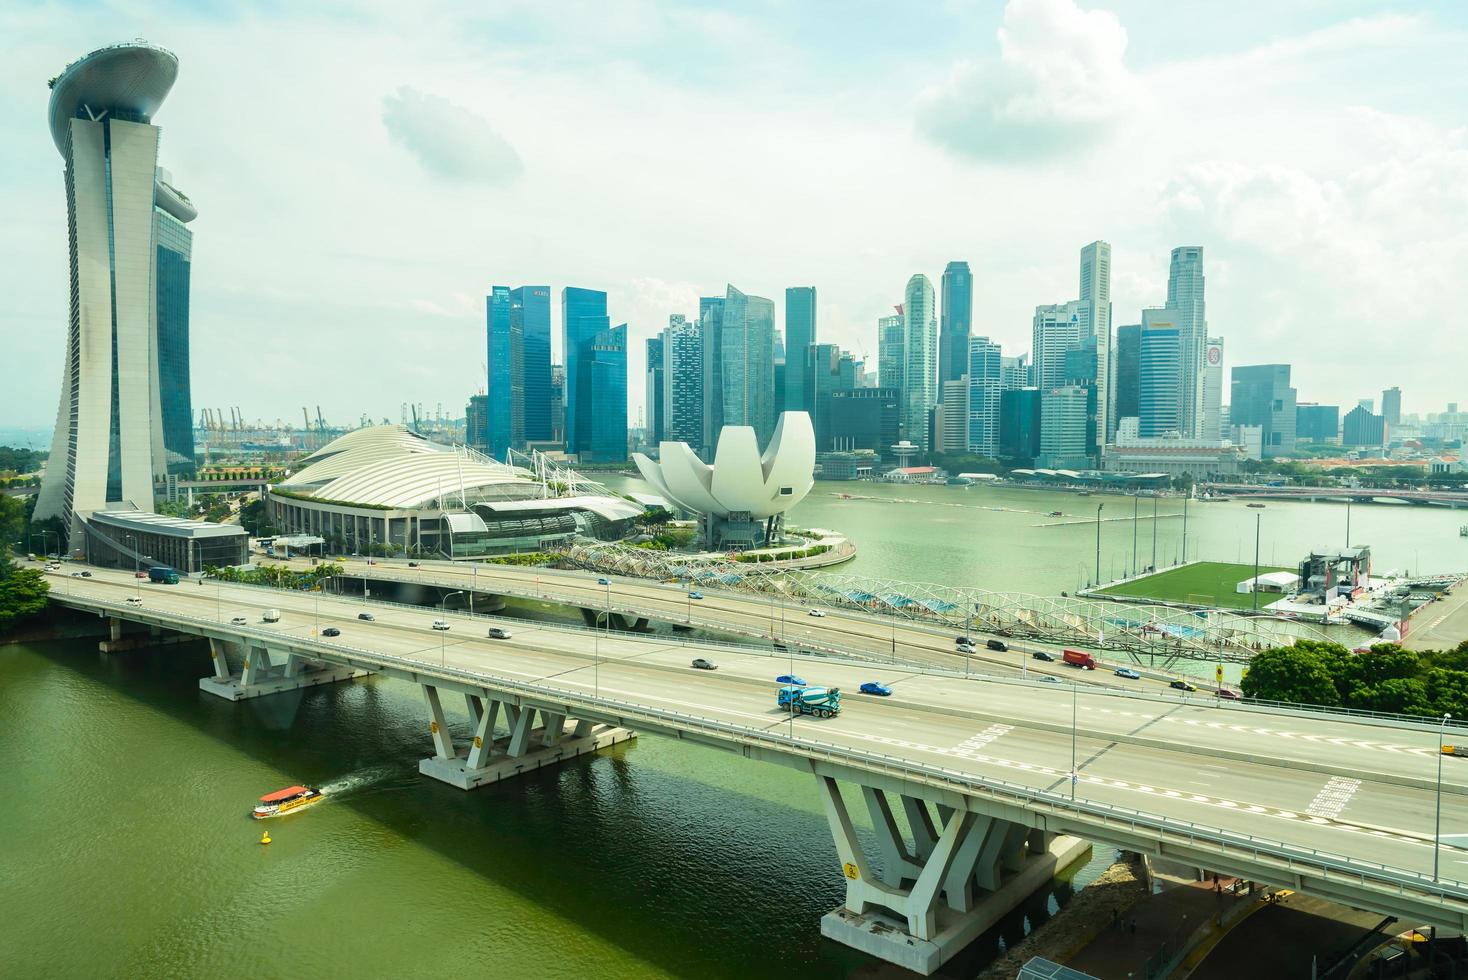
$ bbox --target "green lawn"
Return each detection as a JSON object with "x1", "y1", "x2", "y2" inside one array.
[{"x1": 1096, "y1": 560, "x2": 1294, "y2": 609}]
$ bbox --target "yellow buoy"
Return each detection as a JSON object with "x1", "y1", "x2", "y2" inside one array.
[{"x1": 260, "y1": 830, "x2": 272, "y2": 845}]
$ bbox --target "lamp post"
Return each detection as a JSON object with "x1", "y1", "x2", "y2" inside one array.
[
  {"x1": 1181, "y1": 493, "x2": 1190, "y2": 564},
  {"x1": 1094, "y1": 503, "x2": 1105, "y2": 586},
  {"x1": 440, "y1": 590, "x2": 464, "y2": 666},
  {"x1": 1345, "y1": 498, "x2": 1352, "y2": 549},
  {"x1": 1151, "y1": 494, "x2": 1158, "y2": 572},
  {"x1": 1252, "y1": 513, "x2": 1262, "y2": 613},
  {"x1": 1437, "y1": 712, "x2": 1452, "y2": 882},
  {"x1": 1071, "y1": 678, "x2": 1079, "y2": 800},
  {"x1": 1131, "y1": 493, "x2": 1139, "y2": 577}
]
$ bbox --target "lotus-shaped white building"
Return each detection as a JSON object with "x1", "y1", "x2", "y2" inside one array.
[{"x1": 633, "y1": 412, "x2": 815, "y2": 550}]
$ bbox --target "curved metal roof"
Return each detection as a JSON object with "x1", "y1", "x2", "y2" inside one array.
[{"x1": 48, "y1": 42, "x2": 178, "y2": 157}]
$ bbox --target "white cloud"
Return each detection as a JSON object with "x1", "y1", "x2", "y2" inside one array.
[
  {"x1": 381, "y1": 86, "x2": 522, "y2": 185},
  {"x1": 916, "y1": 0, "x2": 1145, "y2": 162}
]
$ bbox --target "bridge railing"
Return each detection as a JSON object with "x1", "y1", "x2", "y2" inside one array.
[{"x1": 56, "y1": 590, "x2": 1468, "y2": 911}]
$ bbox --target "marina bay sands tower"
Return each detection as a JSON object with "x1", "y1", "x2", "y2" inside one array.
[{"x1": 34, "y1": 42, "x2": 197, "y2": 538}]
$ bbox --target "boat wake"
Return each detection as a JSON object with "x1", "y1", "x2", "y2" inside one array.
[{"x1": 316, "y1": 764, "x2": 399, "y2": 799}]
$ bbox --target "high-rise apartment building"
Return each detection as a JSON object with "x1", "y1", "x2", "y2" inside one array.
[
  {"x1": 1201, "y1": 337, "x2": 1224, "y2": 441},
  {"x1": 1113, "y1": 323, "x2": 1141, "y2": 428},
  {"x1": 36, "y1": 43, "x2": 201, "y2": 533},
  {"x1": 512, "y1": 286, "x2": 552, "y2": 442},
  {"x1": 1166, "y1": 246, "x2": 1207, "y2": 436},
  {"x1": 784, "y1": 287, "x2": 816, "y2": 416},
  {"x1": 486, "y1": 286, "x2": 525, "y2": 459},
  {"x1": 966, "y1": 337, "x2": 1003, "y2": 457},
  {"x1": 1381, "y1": 387, "x2": 1402, "y2": 427},
  {"x1": 644, "y1": 335, "x2": 665, "y2": 444},
  {"x1": 1138, "y1": 311, "x2": 1183, "y2": 438},
  {"x1": 1078, "y1": 241, "x2": 1111, "y2": 449},
  {"x1": 719, "y1": 285, "x2": 777, "y2": 447},
  {"x1": 939, "y1": 261, "x2": 972, "y2": 396},
  {"x1": 561, "y1": 287, "x2": 627, "y2": 461},
  {"x1": 1230, "y1": 364, "x2": 1297, "y2": 458},
  {"x1": 877, "y1": 312, "x2": 905, "y2": 393},
  {"x1": 662, "y1": 316, "x2": 703, "y2": 446},
  {"x1": 903, "y1": 276, "x2": 938, "y2": 451}
]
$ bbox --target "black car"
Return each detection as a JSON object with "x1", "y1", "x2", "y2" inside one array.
[
  {"x1": 1031, "y1": 650, "x2": 1056, "y2": 662},
  {"x1": 407, "y1": 561, "x2": 419, "y2": 567},
  {"x1": 986, "y1": 639, "x2": 1008, "y2": 652},
  {"x1": 357, "y1": 612, "x2": 375, "y2": 621},
  {"x1": 81, "y1": 570, "x2": 92, "y2": 578},
  {"x1": 322, "y1": 627, "x2": 341, "y2": 637},
  {"x1": 1170, "y1": 679, "x2": 1198, "y2": 692}
]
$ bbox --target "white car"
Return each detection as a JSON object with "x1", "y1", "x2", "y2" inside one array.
[
  {"x1": 808, "y1": 609, "x2": 826, "y2": 618},
  {"x1": 230, "y1": 616, "x2": 248, "y2": 626},
  {"x1": 126, "y1": 596, "x2": 143, "y2": 606},
  {"x1": 487, "y1": 627, "x2": 513, "y2": 640},
  {"x1": 431, "y1": 620, "x2": 450, "y2": 631}
]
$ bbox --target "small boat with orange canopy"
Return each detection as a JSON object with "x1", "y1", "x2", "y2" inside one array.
[{"x1": 251, "y1": 785, "x2": 324, "y2": 819}]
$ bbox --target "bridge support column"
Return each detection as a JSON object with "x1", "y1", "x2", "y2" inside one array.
[
  {"x1": 417, "y1": 686, "x2": 634, "y2": 790},
  {"x1": 198, "y1": 642, "x2": 368, "y2": 700},
  {"x1": 816, "y1": 777, "x2": 1090, "y2": 976}
]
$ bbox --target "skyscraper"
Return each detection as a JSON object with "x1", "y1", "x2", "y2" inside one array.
[
  {"x1": 699, "y1": 294, "x2": 725, "y2": 456},
  {"x1": 644, "y1": 334, "x2": 665, "y2": 444},
  {"x1": 662, "y1": 316, "x2": 703, "y2": 446},
  {"x1": 561, "y1": 287, "x2": 627, "y2": 461},
  {"x1": 903, "y1": 275, "x2": 938, "y2": 451},
  {"x1": 1381, "y1": 386, "x2": 1402, "y2": 427},
  {"x1": 1000, "y1": 354, "x2": 1030, "y2": 389},
  {"x1": 719, "y1": 285, "x2": 777, "y2": 446},
  {"x1": 784, "y1": 286, "x2": 817, "y2": 416},
  {"x1": 465, "y1": 394, "x2": 489, "y2": 451},
  {"x1": 1230, "y1": 364, "x2": 1297, "y2": 458},
  {"x1": 1039, "y1": 386, "x2": 1091, "y2": 468},
  {"x1": 1113, "y1": 323, "x2": 1141, "y2": 426},
  {"x1": 966, "y1": 337, "x2": 1003, "y2": 457},
  {"x1": 1167, "y1": 246, "x2": 1207, "y2": 436},
  {"x1": 486, "y1": 286, "x2": 524, "y2": 459},
  {"x1": 1343, "y1": 405, "x2": 1387, "y2": 449},
  {"x1": 512, "y1": 286, "x2": 552, "y2": 442},
  {"x1": 807, "y1": 343, "x2": 853, "y2": 451},
  {"x1": 1031, "y1": 302, "x2": 1086, "y2": 394},
  {"x1": 877, "y1": 312, "x2": 905, "y2": 392},
  {"x1": 937, "y1": 379, "x2": 969, "y2": 453},
  {"x1": 1078, "y1": 241, "x2": 1111, "y2": 448},
  {"x1": 36, "y1": 42, "x2": 200, "y2": 534},
  {"x1": 999, "y1": 388, "x2": 1041, "y2": 463},
  {"x1": 1201, "y1": 337, "x2": 1224, "y2": 441},
  {"x1": 1138, "y1": 310, "x2": 1183, "y2": 438},
  {"x1": 939, "y1": 261, "x2": 973, "y2": 396}
]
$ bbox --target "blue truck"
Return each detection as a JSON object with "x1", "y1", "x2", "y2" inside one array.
[
  {"x1": 147, "y1": 566, "x2": 180, "y2": 584},
  {"x1": 777, "y1": 685, "x2": 842, "y2": 719}
]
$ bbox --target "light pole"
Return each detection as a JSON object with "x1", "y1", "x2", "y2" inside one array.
[
  {"x1": 440, "y1": 590, "x2": 464, "y2": 666},
  {"x1": 1094, "y1": 503, "x2": 1105, "y2": 585},
  {"x1": 1252, "y1": 513, "x2": 1262, "y2": 614},
  {"x1": 1345, "y1": 498, "x2": 1352, "y2": 548},
  {"x1": 1131, "y1": 493, "x2": 1139, "y2": 577},
  {"x1": 1150, "y1": 494, "x2": 1158, "y2": 572},
  {"x1": 1071, "y1": 678, "x2": 1079, "y2": 800},
  {"x1": 1181, "y1": 493, "x2": 1189, "y2": 564},
  {"x1": 1437, "y1": 712, "x2": 1452, "y2": 882}
]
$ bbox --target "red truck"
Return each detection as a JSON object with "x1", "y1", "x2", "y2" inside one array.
[{"x1": 1062, "y1": 649, "x2": 1096, "y2": 669}]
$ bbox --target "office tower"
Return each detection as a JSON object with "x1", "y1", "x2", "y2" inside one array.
[
  {"x1": 549, "y1": 365, "x2": 566, "y2": 446},
  {"x1": 662, "y1": 316, "x2": 703, "y2": 445},
  {"x1": 903, "y1": 275, "x2": 938, "y2": 451},
  {"x1": 877, "y1": 312, "x2": 905, "y2": 392},
  {"x1": 1381, "y1": 387, "x2": 1402, "y2": 426},
  {"x1": 153, "y1": 169, "x2": 194, "y2": 476},
  {"x1": 1230, "y1": 364, "x2": 1297, "y2": 458},
  {"x1": 939, "y1": 261, "x2": 973, "y2": 395},
  {"x1": 1039, "y1": 386, "x2": 1090, "y2": 467},
  {"x1": 1113, "y1": 323, "x2": 1141, "y2": 427},
  {"x1": 486, "y1": 286, "x2": 524, "y2": 459},
  {"x1": 562, "y1": 286, "x2": 608, "y2": 456},
  {"x1": 1000, "y1": 388, "x2": 1042, "y2": 462},
  {"x1": 936, "y1": 379, "x2": 969, "y2": 453},
  {"x1": 1031, "y1": 302, "x2": 1086, "y2": 393},
  {"x1": 699, "y1": 294, "x2": 725, "y2": 455},
  {"x1": 645, "y1": 335, "x2": 665, "y2": 444},
  {"x1": 511, "y1": 286, "x2": 552, "y2": 442},
  {"x1": 1343, "y1": 405, "x2": 1387, "y2": 448},
  {"x1": 1200, "y1": 337, "x2": 1224, "y2": 441},
  {"x1": 784, "y1": 286, "x2": 817, "y2": 416},
  {"x1": 966, "y1": 337, "x2": 1003, "y2": 457},
  {"x1": 1078, "y1": 241, "x2": 1111, "y2": 447},
  {"x1": 1357, "y1": 398, "x2": 1374, "y2": 413},
  {"x1": 561, "y1": 287, "x2": 627, "y2": 461},
  {"x1": 1296, "y1": 404, "x2": 1340, "y2": 444},
  {"x1": 1001, "y1": 353, "x2": 1030, "y2": 389},
  {"x1": 465, "y1": 395, "x2": 489, "y2": 451},
  {"x1": 827, "y1": 388, "x2": 902, "y2": 458},
  {"x1": 1166, "y1": 246, "x2": 1207, "y2": 436},
  {"x1": 36, "y1": 43, "x2": 200, "y2": 532},
  {"x1": 1064, "y1": 338, "x2": 1099, "y2": 457},
  {"x1": 719, "y1": 285, "x2": 777, "y2": 446},
  {"x1": 1138, "y1": 310, "x2": 1183, "y2": 438},
  {"x1": 807, "y1": 343, "x2": 854, "y2": 451}
]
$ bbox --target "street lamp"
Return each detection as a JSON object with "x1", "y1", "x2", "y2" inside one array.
[
  {"x1": 1437, "y1": 712, "x2": 1452, "y2": 882},
  {"x1": 440, "y1": 590, "x2": 464, "y2": 667},
  {"x1": 1094, "y1": 503, "x2": 1105, "y2": 586},
  {"x1": 1131, "y1": 494, "x2": 1139, "y2": 577},
  {"x1": 1071, "y1": 678, "x2": 1079, "y2": 800}
]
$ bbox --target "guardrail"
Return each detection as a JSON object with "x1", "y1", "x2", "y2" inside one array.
[{"x1": 56, "y1": 589, "x2": 1468, "y2": 915}]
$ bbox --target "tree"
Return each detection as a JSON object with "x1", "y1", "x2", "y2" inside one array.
[
  {"x1": 1240, "y1": 645, "x2": 1341, "y2": 706},
  {"x1": 0, "y1": 558, "x2": 49, "y2": 633}
]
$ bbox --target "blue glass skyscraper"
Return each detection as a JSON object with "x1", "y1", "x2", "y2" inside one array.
[
  {"x1": 486, "y1": 286, "x2": 523, "y2": 459},
  {"x1": 154, "y1": 208, "x2": 194, "y2": 475},
  {"x1": 784, "y1": 287, "x2": 816, "y2": 416},
  {"x1": 512, "y1": 286, "x2": 551, "y2": 443},
  {"x1": 562, "y1": 287, "x2": 627, "y2": 461},
  {"x1": 562, "y1": 287, "x2": 608, "y2": 456}
]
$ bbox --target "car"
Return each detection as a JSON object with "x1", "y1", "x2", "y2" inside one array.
[
  {"x1": 357, "y1": 612, "x2": 375, "y2": 621},
  {"x1": 986, "y1": 639, "x2": 1008, "y2": 652},
  {"x1": 1216, "y1": 688, "x2": 1241, "y2": 700},
  {"x1": 126, "y1": 596, "x2": 143, "y2": 605},
  {"x1": 955, "y1": 636, "x2": 975, "y2": 648},
  {"x1": 321, "y1": 627, "x2": 341, "y2": 637},
  {"x1": 860, "y1": 681, "x2": 893, "y2": 697},
  {"x1": 80, "y1": 570, "x2": 92, "y2": 578},
  {"x1": 431, "y1": 620, "x2": 450, "y2": 631},
  {"x1": 776, "y1": 674, "x2": 807, "y2": 686},
  {"x1": 597, "y1": 577, "x2": 611, "y2": 586},
  {"x1": 1039, "y1": 675, "x2": 1060, "y2": 684},
  {"x1": 231, "y1": 616, "x2": 248, "y2": 626},
  {"x1": 691, "y1": 658, "x2": 716, "y2": 670},
  {"x1": 808, "y1": 609, "x2": 826, "y2": 618},
  {"x1": 70, "y1": 571, "x2": 83, "y2": 577},
  {"x1": 1031, "y1": 650, "x2": 1056, "y2": 662},
  {"x1": 487, "y1": 627, "x2": 513, "y2": 639},
  {"x1": 408, "y1": 561, "x2": 420, "y2": 568},
  {"x1": 1170, "y1": 680, "x2": 1198, "y2": 692},
  {"x1": 1114, "y1": 667, "x2": 1140, "y2": 680},
  {"x1": 688, "y1": 591, "x2": 704, "y2": 600}
]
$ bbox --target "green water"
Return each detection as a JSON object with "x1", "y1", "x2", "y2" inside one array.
[{"x1": 6, "y1": 483, "x2": 1462, "y2": 977}]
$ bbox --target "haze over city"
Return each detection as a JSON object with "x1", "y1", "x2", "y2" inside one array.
[{"x1": 3, "y1": 0, "x2": 1467, "y2": 429}]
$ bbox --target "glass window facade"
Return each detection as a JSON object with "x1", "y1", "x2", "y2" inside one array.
[
  {"x1": 486, "y1": 286, "x2": 523, "y2": 459},
  {"x1": 562, "y1": 286, "x2": 611, "y2": 457},
  {"x1": 512, "y1": 286, "x2": 551, "y2": 442},
  {"x1": 939, "y1": 262, "x2": 972, "y2": 394},
  {"x1": 154, "y1": 209, "x2": 194, "y2": 477},
  {"x1": 784, "y1": 286, "x2": 816, "y2": 416},
  {"x1": 584, "y1": 323, "x2": 628, "y2": 462}
]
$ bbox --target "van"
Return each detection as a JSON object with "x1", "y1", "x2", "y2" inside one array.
[
  {"x1": 126, "y1": 596, "x2": 143, "y2": 606},
  {"x1": 986, "y1": 639, "x2": 1009, "y2": 652},
  {"x1": 432, "y1": 620, "x2": 450, "y2": 631},
  {"x1": 262, "y1": 609, "x2": 281, "y2": 623}
]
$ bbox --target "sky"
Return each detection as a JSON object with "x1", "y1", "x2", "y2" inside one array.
[{"x1": 3, "y1": 0, "x2": 1467, "y2": 436}]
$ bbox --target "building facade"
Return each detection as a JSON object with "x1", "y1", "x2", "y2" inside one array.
[
  {"x1": 719, "y1": 285, "x2": 777, "y2": 448},
  {"x1": 1166, "y1": 246, "x2": 1207, "y2": 437},
  {"x1": 877, "y1": 312, "x2": 905, "y2": 393},
  {"x1": 1201, "y1": 337, "x2": 1224, "y2": 441},
  {"x1": 1113, "y1": 323, "x2": 1140, "y2": 433},
  {"x1": 562, "y1": 286, "x2": 609, "y2": 457},
  {"x1": 939, "y1": 261, "x2": 972, "y2": 396},
  {"x1": 1230, "y1": 364, "x2": 1298, "y2": 458},
  {"x1": 1031, "y1": 302, "x2": 1085, "y2": 394},
  {"x1": 1138, "y1": 310, "x2": 1183, "y2": 438},
  {"x1": 1039, "y1": 386, "x2": 1091, "y2": 469},
  {"x1": 512, "y1": 286, "x2": 552, "y2": 443},
  {"x1": 699, "y1": 294, "x2": 725, "y2": 456},
  {"x1": 999, "y1": 388, "x2": 1041, "y2": 463},
  {"x1": 1343, "y1": 405, "x2": 1387, "y2": 449},
  {"x1": 1296, "y1": 404, "x2": 1340, "y2": 444},
  {"x1": 966, "y1": 337, "x2": 1003, "y2": 457},
  {"x1": 1078, "y1": 240, "x2": 1111, "y2": 451},
  {"x1": 644, "y1": 335, "x2": 665, "y2": 444},
  {"x1": 662, "y1": 316, "x2": 703, "y2": 447},
  {"x1": 784, "y1": 286, "x2": 816, "y2": 417},
  {"x1": 903, "y1": 275, "x2": 938, "y2": 451},
  {"x1": 1381, "y1": 386, "x2": 1402, "y2": 427},
  {"x1": 486, "y1": 286, "x2": 524, "y2": 459},
  {"x1": 937, "y1": 379, "x2": 969, "y2": 454},
  {"x1": 827, "y1": 388, "x2": 902, "y2": 458}
]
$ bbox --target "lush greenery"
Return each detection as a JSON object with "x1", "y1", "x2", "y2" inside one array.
[
  {"x1": 1095, "y1": 561, "x2": 1295, "y2": 608},
  {"x1": 634, "y1": 527, "x2": 697, "y2": 551},
  {"x1": 0, "y1": 446, "x2": 47, "y2": 476},
  {"x1": 203, "y1": 562, "x2": 344, "y2": 589},
  {"x1": 1242, "y1": 640, "x2": 1468, "y2": 719},
  {"x1": 0, "y1": 556, "x2": 49, "y2": 633},
  {"x1": 1235, "y1": 457, "x2": 1468, "y2": 489},
  {"x1": 238, "y1": 498, "x2": 278, "y2": 537},
  {"x1": 923, "y1": 452, "x2": 1005, "y2": 475},
  {"x1": 734, "y1": 543, "x2": 832, "y2": 563},
  {"x1": 156, "y1": 492, "x2": 233, "y2": 523},
  {"x1": 480, "y1": 552, "x2": 559, "y2": 566}
]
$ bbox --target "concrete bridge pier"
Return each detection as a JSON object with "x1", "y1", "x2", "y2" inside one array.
[
  {"x1": 815, "y1": 775, "x2": 1090, "y2": 976},
  {"x1": 578, "y1": 608, "x2": 653, "y2": 632},
  {"x1": 198, "y1": 639, "x2": 368, "y2": 700},
  {"x1": 416, "y1": 685, "x2": 635, "y2": 790}
]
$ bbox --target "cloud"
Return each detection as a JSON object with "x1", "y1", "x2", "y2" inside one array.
[
  {"x1": 381, "y1": 85, "x2": 522, "y2": 184},
  {"x1": 916, "y1": 0, "x2": 1144, "y2": 162}
]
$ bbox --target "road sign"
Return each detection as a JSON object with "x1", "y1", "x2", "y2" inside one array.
[
  {"x1": 842, "y1": 862, "x2": 859, "y2": 880},
  {"x1": 1216, "y1": 665, "x2": 1224, "y2": 683}
]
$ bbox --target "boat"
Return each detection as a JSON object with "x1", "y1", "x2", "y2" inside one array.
[
  {"x1": 1460, "y1": 525, "x2": 1467, "y2": 537},
  {"x1": 251, "y1": 785, "x2": 324, "y2": 819},
  {"x1": 1049, "y1": 511, "x2": 1064, "y2": 517},
  {"x1": 1246, "y1": 502, "x2": 1266, "y2": 508}
]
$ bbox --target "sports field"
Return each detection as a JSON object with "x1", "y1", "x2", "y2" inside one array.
[{"x1": 1095, "y1": 560, "x2": 1295, "y2": 609}]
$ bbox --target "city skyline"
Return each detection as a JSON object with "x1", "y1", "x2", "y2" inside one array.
[{"x1": 4, "y1": 2, "x2": 1468, "y2": 431}]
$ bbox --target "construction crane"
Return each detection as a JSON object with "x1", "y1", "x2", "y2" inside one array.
[
  {"x1": 303, "y1": 407, "x2": 311, "y2": 432},
  {"x1": 316, "y1": 406, "x2": 325, "y2": 433}
]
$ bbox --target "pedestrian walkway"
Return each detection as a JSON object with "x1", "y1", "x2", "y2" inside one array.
[
  {"x1": 1186, "y1": 892, "x2": 1385, "y2": 979},
  {"x1": 1066, "y1": 877, "x2": 1247, "y2": 978}
]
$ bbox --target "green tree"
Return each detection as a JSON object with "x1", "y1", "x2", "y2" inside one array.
[
  {"x1": 0, "y1": 557, "x2": 49, "y2": 633},
  {"x1": 1240, "y1": 645, "x2": 1341, "y2": 706},
  {"x1": 0, "y1": 495, "x2": 27, "y2": 553}
]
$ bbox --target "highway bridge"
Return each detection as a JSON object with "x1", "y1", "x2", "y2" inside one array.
[
  {"x1": 45, "y1": 564, "x2": 1468, "y2": 974},
  {"x1": 1200, "y1": 482, "x2": 1468, "y2": 508}
]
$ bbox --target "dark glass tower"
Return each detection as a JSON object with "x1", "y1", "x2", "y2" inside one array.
[
  {"x1": 512, "y1": 286, "x2": 551, "y2": 442},
  {"x1": 784, "y1": 286, "x2": 816, "y2": 416},
  {"x1": 562, "y1": 287, "x2": 627, "y2": 461},
  {"x1": 486, "y1": 286, "x2": 524, "y2": 459},
  {"x1": 154, "y1": 208, "x2": 194, "y2": 475},
  {"x1": 939, "y1": 261, "x2": 972, "y2": 396}
]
